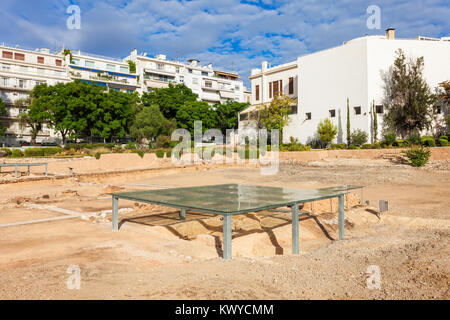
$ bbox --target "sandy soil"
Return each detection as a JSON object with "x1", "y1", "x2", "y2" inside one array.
[{"x1": 0, "y1": 156, "x2": 449, "y2": 300}]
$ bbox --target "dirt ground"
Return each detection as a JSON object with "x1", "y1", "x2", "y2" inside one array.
[{"x1": 0, "y1": 155, "x2": 449, "y2": 300}]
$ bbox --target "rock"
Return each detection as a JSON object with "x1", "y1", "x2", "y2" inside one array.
[
  {"x1": 0, "y1": 150, "x2": 7, "y2": 157},
  {"x1": 42, "y1": 194, "x2": 50, "y2": 199}
]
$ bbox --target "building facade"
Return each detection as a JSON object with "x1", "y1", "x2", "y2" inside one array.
[
  {"x1": 0, "y1": 44, "x2": 70, "y2": 146},
  {"x1": 240, "y1": 29, "x2": 450, "y2": 144},
  {"x1": 126, "y1": 49, "x2": 245, "y2": 104}
]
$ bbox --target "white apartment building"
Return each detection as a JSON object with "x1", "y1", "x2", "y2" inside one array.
[
  {"x1": 238, "y1": 60, "x2": 298, "y2": 139},
  {"x1": 0, "y1": 44, "x2": 70, "y2": 146},
  {"x1": 240, "y1": 29, "x2": 450, "y2": 144},
  {"x1": 126, "y1": 49, "x2": 245, "y2": 104},
  {"x1": 68, "y1": 50, "x2": 139, "y2": 93}
]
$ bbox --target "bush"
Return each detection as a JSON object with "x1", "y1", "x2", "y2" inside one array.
[
  {"x1": 438, "y1": 138, "x2": 448, "y2": 146},
  {"x1": 24, "y1": 148, "x2": 44, "y2": 157},
  {"x1": 402, "y1": 145, "x2": 431, "y2": 167},
  {"x1": 11, "y1": 149, "x2": 23, "y2": 157},
  {"x1": 43, "y1": 147, "x2": 62, "y2": 156},
  {"x1": 350, "y1": 129, "x2": 368, "y2": 146},
  {"x1": 125, "y1": 142, "x2": 139, "y2": 150},
  {"x1": 330, "y1": 143, "x2": 347, "y2": 150},
  {"x1": 1, "y1": 148, "x2": 12, "y2": 156},
  {"x1": 136, "y1": 150, "x2": 145, "y2": 158},
  {"x1": 156, "y1": 135, "x2": 171, "y2": 149},
  {"x1": 393, "y1": 139, "x2": 409, "y2": 147},
  {"x1": 238, "y1": 148, "x2": 259, "y2": 159},
  {"x1": 156, "y1": 149, "x2": 165, "y2": 158},
  {"x1": 420, "y1": 136, "x2": 436, "y2": 147},
  {"x1": 165, "y1": 150, "x2": 172, "y2": 158},
  {"x1": 348, "y1": 144, "x2": 359, "y2": 150},
  {"x1": 373, "y1": 142, "x2": 382, "y2": 149},
  {"x1": 383, "y1": 131, "x2": 396, "y2": 146},
  {"x1": 95, "y1": 152, "x2": 101, "y2": 160},
  {"x1": 407, "y1": 131, "x2": 421, "y2": 145},
  {"x1": 362, "y1": 144, "x2": 373, "y2": 149},
  {"x1": 439, "y1": 135, "x2": 448, "y2": 141}
]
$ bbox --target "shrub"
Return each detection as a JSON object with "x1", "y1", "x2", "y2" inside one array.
[
  {"x1": 156, "y1": 149, "x2": 165, "y2": 158},
  {"x1": 330, "y1": 143, "x2": 347, "y2": 150},
  {"x1": 1, "y1": 148, "x2": 12, "y2": 156},
  {"x1": 348, "y1": 144, "x2": 359, "y2": 150},
  {"x1": 420, "y1": 136, "x2": 436, "y2": 147},
  {"x1": 95, "y1": 152, "x2": 101, "y2": 160},
  {"x1": 125, "y1": 142, "x2": 139, "y2": 150},
  {"x1": 11, "y1": 149, "x2": 23, "y2": 157},
  {"x1": 383, "y1": 131, "x2": 396, "y2": 146},
  {"x1": 238, "y1": 148, "x2": 259, "y2": 159},
  {"x1": 407, "y1": 131, "x2": 421, "y2": 145},
  {"x1": 362, "y1": 144, "x2": 373, "y2": 149},
  {"x1": 165, "y1": 150, "x2": 172, "y2": 158},
  {"x1": 402, "y1": 145, "x2": 431, "y2": 167},
  {"x1": 373, "y1": 142, "x2": 382, "y2": 149},
  {"x1": 393, "y1": 139, "x2": 408, "y2": 147},
  {"x1": 156, "y1": 135, "x2": 171, "y2": 149},
  {"x1": 24, "y1": 148, "x2": 44, "y2": 157},
  {"x1": 439, "y1": 135, "x2": 448, "y2": 141},
  {"x1": 136, "y1": 150, "x2": 145, "y2": 158},
  {"x1": 350, "y1": 129, "x2": 368, "y2": 146},
  {"x1": 43, "y1": 147, "x2": 62, "y2": 156},
  {"x1": 438, "y1": 138, "x2": 448, "y2": 146}
]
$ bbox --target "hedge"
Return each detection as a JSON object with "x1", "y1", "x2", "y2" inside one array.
[{"x1": 420, "y1": 136, "x2": 436, "y2": 147}]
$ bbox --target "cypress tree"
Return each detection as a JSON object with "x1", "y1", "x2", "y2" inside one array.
[{"x1": 346, "y1": 98, "x2": 351, "y2": 147}]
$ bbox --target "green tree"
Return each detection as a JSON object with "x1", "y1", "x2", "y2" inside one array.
[
  {"x1": 130, "y1": 104, "x2": 175, "y2": 143},
  {"x1": 18, "y1": 96, "x2": 46, "y2": 144},
  {"x1": 384, "y1": 49, "x2": 437, "y2": 137},
  {"x1": 257, "y1": 94, "x2": 294, "y2": 145},
  {"x1": 317, "y1": 118, "x2": 338, "y2": 148},
  {"x1": 372, "y1": 100, "x2": 378, "y2": 142},
  {"x1": 127, "y1": 60, "x2": 136, "y2": 74},
  {"x1": 0, "y1": 98, "x2": 6, "y2": 137},
  {"x1": 350, "y1": 129, "x2": 368, "y2": 146},
  {"x1": 215, "y1": 100, "x2": 249, "y2": 134},
  {"x1": 346, "y1": 98, "x2": 351, "y2": 147},
  {"x1": 176, "y1": 101, "x2": 218, "y2": 134},
  {"x1": 142, "y1": 83, "x2": 198, "y2": 120}
]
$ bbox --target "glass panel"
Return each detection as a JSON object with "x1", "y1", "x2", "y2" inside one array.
[
  {"x1": 107, "y1": 64, "x2": 116, "y2": 71},
  {"x1": 120, "y1": 66, "x2": 129, "y2": 73},
  {"x1": 85, "y1": 60, "x2": 95, "y2": 68},
  {"x1": 111, "y1": 184, "x2": 347, "y2": 215}
]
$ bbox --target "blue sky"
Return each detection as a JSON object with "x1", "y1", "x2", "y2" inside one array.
[{"x1": 1, "y1": 0, "x2": 449, "y2": 87}]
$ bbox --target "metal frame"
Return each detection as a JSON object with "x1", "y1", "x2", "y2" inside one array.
[
  {"x1": 110, "y1": 186, "x2": 352, "y2": 260},
  {"x1": 0, "y1": 163, "x2": 48, "y2": 178}
]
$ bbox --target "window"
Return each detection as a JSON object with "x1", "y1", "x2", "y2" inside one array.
[
  {"x1": 85, "y1": 60, "x2": 95, "y2": 68},
  {"x1": 329, "y1": 109, "x2": 336, "y2": 118},
  {"x1": 240, "y1": 113, "x2": 248, "y2": 121},
  {"x1": 305, "y1": 112, "x2": 311, "y2": 120},
  {"x1": 156, "y1": 63, "x2": 164, "y2": 70},
  {"x1": 18, "y1": 79, "x2": 26, "y2": 88},
  {"x1": 106, "y1": 64, "x2": 116, "y2": 72},
  {"x1": 188, "y1": 69, "x2": 193, "y2": 74},
  {"x1": 235, "y1": 84, "x2": 240, "y2": 91},
  {"x1": 55, "y1": 59, "x2": 62, "y2": 67},
  {"x1": 255, "y1": 85, "x2": 260, "y2": 101},
  {"x1": 1, "y1": 64, "x2": 11, "y2": 71},
  {"x1": 179, "y1": 76, "x2": 184, "y2": 83},
  {"x1": 289, "y1": 105, "x2": 298, "y2": 115},
  {"x1": 193, "y1": 78, "x2": 198, "y2": 84},
  {"x1": 37, "y1": 56, "x2": 44, "y2": 64},
  {"x1": 205, "y1": 80, "x2": 212, "y2": 88},
  {"x1": 126, "y1": 89, "x2": 133, "y2": 93},
  {"x1": 269, "y1": 82, "x2": 273, "y2": 98},
  {"x1": 35, "y1": 81, "x2": 45, "y2": 86},
  {"x1": 14, "y1": 53, "x2": 25, "y2": 61},
  {"x1": 2, "y1": 51, "x2": 13, "y2": 59},
  {"x1": 289, "y1": 77, "x2": 294, "y2": 95},
  {"x1": 201, "y1": 71, "x2": 208, "y2": 76},
  {"x1": 271, "y1": 80, "x2": 283, "y2": 97},
  {"x1": 71, "y1": 58, "x2": 80, "y2": 65},
  {"x1": 175, "y1": 67, "x2": 180, "y2": 73},
  {"x1": 273, "y1": 81, "x2": 279, "y2": 97},
  {"x1": 354, "y1": 106, "x2": 361, "y2": 115},
  {"x1": 120, "y1": 66, "x2": 129, "y2": 73},
  {"x1": 0, "y1": 78, "x2": 10, "y2": 86},
  {"x1": 375, "y1": 105, "x2": 383, "y2": 114}
]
